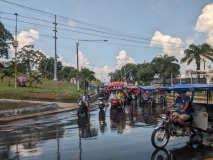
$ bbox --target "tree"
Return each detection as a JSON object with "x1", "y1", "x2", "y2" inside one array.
[
  {"x1": 17, "y1": 45, "x2": 46, "y2": 75},
  {"x1": 181, "y1": 43, "x2": 213, "y2": 83},
  {"x1": 80, "y1": 68, "x2": 95, "y2": 90},
  {"x1": 62, "y1": 66, "x2": 76, "y2": 82},
  {"x1": 0, "y1": 22, "x2": 14, "y2": 59},
  {"x1": 93, "y1": 78, "x2": 102, "y2": 86},
  {"x1": 137, "y1": 63, "x2": 155, "y2": 85},
  {"x1": 151, "y1": 54, "x2": 180, "y2": 86},
  {"x1": 30, "y1": 75, "x2": 43, "y2": 87},
  {"x1": 1, "y1": 69, "x2": 14, "y2": 86}
]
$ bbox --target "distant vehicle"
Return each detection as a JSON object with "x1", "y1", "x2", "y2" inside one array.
[{"x1": 89, "y1": 84, "x2": 97, "y2": 91}]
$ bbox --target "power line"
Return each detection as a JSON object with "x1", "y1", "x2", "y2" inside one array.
[
  {"x1": 1, "y1": 11, "x2": 185, "y2": 47},
  {"x1": 0, "y1": 1, "x2": 187, "y2": 47},
  {"x1": 1, "y1": 17, "x2": 185, "y2": 49}
]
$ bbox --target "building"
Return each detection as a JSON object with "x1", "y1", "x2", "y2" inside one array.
[{"x1": 153, "y1": 77, "x2": 206, "y2": 86}]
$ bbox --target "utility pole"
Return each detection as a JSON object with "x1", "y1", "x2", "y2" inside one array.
[
  {"x1": 53, "y1": 15, "x2": 57, "y2": 81},
  {"x1": 14, "y1": 13, "x2": 18, "y2": 89},
  {"x1": 76, "y1": 42, "x2": 79, "y2": 91}
]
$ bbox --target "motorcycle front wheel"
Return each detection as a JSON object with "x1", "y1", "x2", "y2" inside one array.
[
  {"x1": 151, "y1": 128, "x2": 170, "y2": 149},
  {"x1": 99, "y1": 104, "x2": 104, "y2": 110},
  {"x1": 77, "y1": 109, "x2": 83, "y2": 118}
]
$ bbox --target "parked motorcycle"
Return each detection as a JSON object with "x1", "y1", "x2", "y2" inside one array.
[
  {"x1": 97, "y1": 97, "x2": 106, "y2": 110},
  {"x1": 77, "y1": 100, "x2": 88, "y2": 118},
  {"x1": 151, "y1": 108, "x2": 193, "y2": 149}
]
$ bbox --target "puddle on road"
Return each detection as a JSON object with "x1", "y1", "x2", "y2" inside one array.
[{"x1": 0, "y1": 103, "x2": 213, "y2": 160}]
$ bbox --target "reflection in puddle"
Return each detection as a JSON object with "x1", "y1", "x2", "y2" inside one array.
[{"x1": 0, "y1": 103, "x2": 213, "y2": 159}]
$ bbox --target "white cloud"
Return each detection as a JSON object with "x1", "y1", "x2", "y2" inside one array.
[
  {"x1": 186, "y1": 38, "x2": 193, "y2": 45},
  {"x1": 9, "y1": 29, "x2": 39, "y2": 57},
  {"x1": 195, "y1": 3, "x2": 213, "y2": 46},
  {"x1": 38, "y1": 50, "x2": 49, "y2": 58},
  {"x1": 94, "y1": 65, "x2": 113, "y2": 82},
  {"x1": 68, "y1": 19, "x2": 76, "y2": 28},
  {"x1": 78, "y1": 51, "x2": 90, "y2": 70},
  {"x1": 150, "y1": 31, "x2": 183, "y2": 57},
  {"x1": 57, "y1": 56, "x2": 73, "y2": 67},
  {"x1": 116, "y1": 50, "x2": 135, "y2": 69},
  {"x1": 150, "y1": 31, "x2": 193, "y2": 75}
]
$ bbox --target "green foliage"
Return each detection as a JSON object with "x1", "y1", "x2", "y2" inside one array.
[
  {"x1": 79, "y1": 67, "x2": 95, "y2": 90},
  {"x1": 0, "y1": 21, "x2": 14, "y2": 59},
  {"x1": 93, "y1": 78, "x2": 102, "y2": 86},
  {"x1": 1, "y1": 69, "x2": 15, "y2": 86},
  {"x1": 137, "y1": 63, "x2": 155, "y2": 85},
  {"x1": 151, "y1": 54, "x2": 180, "y2": 86},
  {"x1": 38, "y1": 57, "x2": 64, "y2": 80},
  {"x1": 181, "y1": 43, "x2": 213, "y2": 83},
  {"x1": 30, "y1": 75, "x2": 43, "y2": 87},
  {"x1": 17, "y1": 45, "x2": 46, "y2": 75},
  {"x1": 62, "y1": 66, "x2": 76, "y2": 82}
]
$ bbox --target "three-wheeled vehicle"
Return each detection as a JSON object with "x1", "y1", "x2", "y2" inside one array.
[
  {"x1": 138, "y1": 86, "x2": 157, "y2": 106},
  {"x1": 108, "y1": 82, "x2": 125, "y2": 111},
  {"x1": 125, "y1": 85, "x2": 138, "y2": 106},
  {"x1": 151, "y1": 84, "x2": 213, "y2": 149}
]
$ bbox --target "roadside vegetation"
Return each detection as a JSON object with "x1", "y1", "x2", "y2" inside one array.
[{"x1": 0, "y1": 78, "x2": 92, "y2": 103}]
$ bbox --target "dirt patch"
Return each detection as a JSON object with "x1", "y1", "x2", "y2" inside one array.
[{"x1": 0, "y1": 101, "x2": 41, "y2": 111}]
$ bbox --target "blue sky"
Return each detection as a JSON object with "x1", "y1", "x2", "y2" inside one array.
[{"x1": 0, "y1": 0, "x2": 213, "y2": 81}]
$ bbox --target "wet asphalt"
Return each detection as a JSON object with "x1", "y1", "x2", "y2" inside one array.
[{"x1": 0, "y1": 102, "x2": 213, "y2": 160}]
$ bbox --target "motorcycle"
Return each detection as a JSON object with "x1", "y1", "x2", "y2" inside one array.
[
  {"x1": 111, "y1": 98, "x2": 123, "y2": 110},
  {"x1": 151, "y1": 108, "x2": 193, "y2": 149},
  {"x1": 77, "y1": 100, "x2": 88, "y2": 118},
  {"x1": 97, "y1": 97, "x2": 106, "y2": 110}
]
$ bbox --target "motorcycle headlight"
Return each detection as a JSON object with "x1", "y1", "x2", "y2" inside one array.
[
  {"x1": 99, "y1": 101, "x2": 103, "y2": 104},
  {"x1": 79, "y1": 102, "x2": 82, "y2": 105},
  {"x1": 159, "y1": 114, "x2": 166, "y2": 119}
]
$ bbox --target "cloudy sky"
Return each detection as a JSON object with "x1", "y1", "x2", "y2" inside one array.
[{"x1": 0, "y1": 0, "x2": 213, "y2": 81}]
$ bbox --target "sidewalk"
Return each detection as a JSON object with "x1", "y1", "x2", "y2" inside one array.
[{"x1": 0, "y1": 99, "x2": 97, "y2": 123}]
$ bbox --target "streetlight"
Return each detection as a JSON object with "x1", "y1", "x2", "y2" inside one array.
[
  {"x1": 118, "y1": 59, "x2": 126, "y2": 79},
  {"x1": 76, "y1": 40, "x2": 108, "y2": 91}
]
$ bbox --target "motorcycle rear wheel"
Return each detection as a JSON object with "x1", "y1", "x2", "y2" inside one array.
[
  {"x1": 151, "y1": 149, "x2": 169, "y2": 160},
  {"x1": 151, "y1": 128, "x2": 170, "y2": 149}
]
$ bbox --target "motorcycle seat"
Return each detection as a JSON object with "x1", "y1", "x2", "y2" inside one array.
[{"x1": 184, "y1": 115, "x2": 193, "y2": 122}]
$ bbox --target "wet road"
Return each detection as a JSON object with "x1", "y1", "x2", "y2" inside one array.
[{"x1": 0, "y1": 103, "x2": 213, "y2": 160}]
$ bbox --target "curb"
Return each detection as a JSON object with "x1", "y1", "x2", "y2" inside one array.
[{"x1": 0, "y1": 101, "x2": 98, "y2": 124}]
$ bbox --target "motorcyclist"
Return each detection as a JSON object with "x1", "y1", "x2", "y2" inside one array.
[
  {"x1": 99, "y1": 88, "x2": 105, "y2": 97},
  {"x1": 116, "y1": 90, "x2": 123, "y2": 107},
  {"x1": 77, "y1": 92, "x2": 90, "y2": 114},
  {"x1": 163, "y1": 91, "x2": 191, "y2": 136}
]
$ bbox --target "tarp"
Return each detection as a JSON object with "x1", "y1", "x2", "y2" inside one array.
[
  {"x1": 160, "y1": 84, "x2": 213, "y2": 92},
  {"x1": 17, "y1": 76, "x2": 30, "y2": 83},
  {"x1": 110, "y1": 83, "x2": 123, "y2": 87},
  {"x1": 138, "y1": 86, "x2": 157, "y2": 91}
]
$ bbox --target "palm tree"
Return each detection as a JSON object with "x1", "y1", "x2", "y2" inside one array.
[
  {"x1": 1, "y1": 69, "x2": 14, "y2": 86},
  {"x1": 181, "y1": 43, "x2": 213, "y2": 83},
  {"x1": 30, "y1": 75, "x2": 43, "y2": 87},
  {"x1": 151, "y1": 54, "x2": 180, "y2": 86},
  {"x1": 80, "y1": 68, "x2": 95, "y2": 90}
]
